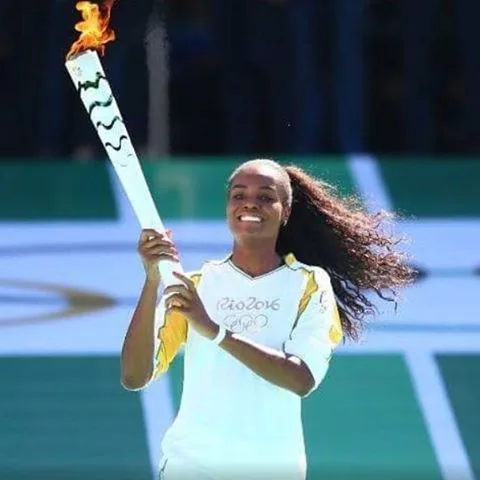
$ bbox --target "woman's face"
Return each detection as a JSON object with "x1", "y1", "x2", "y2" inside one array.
[{"x1": 226, "y1": 164, "x2": 290, "y2": 243}]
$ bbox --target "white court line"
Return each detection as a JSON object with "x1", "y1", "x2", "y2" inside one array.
[
  {"x1": 347, "y1": 154, "x2": 474, "y2": 480},
  {"x1": 347, "y1": 154, "x2": 392, "y2": 211},
  {"x1": 405, "y1": 352, "x2": 475, "y2": 480}
]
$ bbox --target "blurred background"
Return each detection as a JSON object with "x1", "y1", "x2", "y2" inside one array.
[{"x1": 0, "y1": 0, "x2": 479, "y2": 479}]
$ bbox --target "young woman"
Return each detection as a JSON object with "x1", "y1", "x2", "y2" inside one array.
[{"x1": 120, "y1": 159, "x2": 414, "y2": 479}]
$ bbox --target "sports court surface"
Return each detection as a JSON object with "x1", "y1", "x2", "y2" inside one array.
[{"x1": 0, "y1": 157, "x2": 478, "y2": 479}]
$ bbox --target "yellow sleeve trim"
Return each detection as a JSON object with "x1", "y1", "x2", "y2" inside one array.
[
  {"x1": 152, "y1": 273, "x2": 202, "y2": 378},
  {"x1": 295, "y1": 269, "x2": 319, "y2": 324},
  {"x1": 329, "y1": 305, "x2": 343, "y2": 345},
  {"x1": 294, "y1": 268, "x2": 343, "y2": 346}
]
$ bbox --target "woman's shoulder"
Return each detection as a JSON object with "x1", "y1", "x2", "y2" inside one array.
[{"x1": 283, "y1": 253, "x2": 330, "y2": 281}]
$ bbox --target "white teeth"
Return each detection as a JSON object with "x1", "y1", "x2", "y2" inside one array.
[{"x1": 240, "y1": 215, "x2": 261, "y2": 223}]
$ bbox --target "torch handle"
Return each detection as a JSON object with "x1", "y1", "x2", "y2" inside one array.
[{"x1": 109, "y1": 152, "x2": 184, "y2": 288}]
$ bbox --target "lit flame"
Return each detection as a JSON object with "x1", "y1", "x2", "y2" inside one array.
[{"x1": 66, "y1": 0, "x2": 117, "y2": 61}]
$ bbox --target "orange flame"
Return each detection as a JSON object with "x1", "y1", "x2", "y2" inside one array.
[{"x1": 66, "y1": 0, "x2": 117, "y2": 61}]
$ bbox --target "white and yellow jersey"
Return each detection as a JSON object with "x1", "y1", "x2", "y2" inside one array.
[{"x1": 152, "y1": 253, "x2": 343, "y2": 479}]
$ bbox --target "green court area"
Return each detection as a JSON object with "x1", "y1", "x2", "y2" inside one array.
[
  {"x1": 0, "y1": 162, "x2": 117, "y2": 221},
  {"x1": 0, "y1": 357, "x2": 151, "y2": 480},
  {"x1": 1, "y1": 354, "x2": 479, "y2": 479},
  {"x1": 378, "y1": 158, "x2": 480, "y2": 218},
  {"x1": 0, "y1": 158, "x2": 357, "y2": 221},
  {"x1": 3, "y1": 157, "x2": 477, "y2": 221},
  {"x1": 302, "y1": 355, "x2": 441, "y2": 480},
  {"x1": 437, "y1": 354, "x2": 480, "y2": 480},
  {"x1": 1, "y1": 155, "x2": 479, "y2": 479},
  {"x1": 143, "y1": 157, "x2": 359, "y2": 220}
]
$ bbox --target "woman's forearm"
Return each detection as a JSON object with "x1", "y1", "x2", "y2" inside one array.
[
  {"x1": 120, "y1": 277, "x2": 160, "y2": 390},
  {"x1": 219, "y1": 331, "x2": 314, "y2": 396}
]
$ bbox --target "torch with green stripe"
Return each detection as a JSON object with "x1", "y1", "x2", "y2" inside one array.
[{"x1": 65, "y1": 1, "x2": 183, "y2": 286}]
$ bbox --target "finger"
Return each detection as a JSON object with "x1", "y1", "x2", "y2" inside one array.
[
  {"x1": 140, "y1": 239, "x2": 177, "y2": 257},
  {"x1": 140, "y1": 228, "x2": 159, "y2": 242},
  {"x1": 172, "y1": 271, "x2": 195, "y2": 289},
  {"x1": 144, "y1": 234, "x2": 175, "y2": 245},
  {"x1": 149, "y1": 248, "x2": 179, "y2": 259},
  {"x1": 163, "y1": 284, "x2": 192, "y2": 300},
  {"x1": 163, "y1": 284, "x2": 193, "y2": 300},
  {"x1": 164, "y1": 290, "x2": 191, "y2": 303},
  {"x1": 140, "y1": 229, "x2": 173, "y2": 244},
  {"x1": 164, "y1": 292, "x2": 191, "y2": 309},
  {"x1": 141, "y1": 237, "x2": 177, "y2": 250},
  {"x1": 166, "y1": 305, "x2": 189, "y2": 315},
  {"x1": 146, "y1": 252, "x2": 180, "y2": 263}
]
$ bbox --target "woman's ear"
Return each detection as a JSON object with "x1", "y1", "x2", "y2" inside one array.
[{"x1": 282, "y1": 205, "x2": 291, "y2": 226}]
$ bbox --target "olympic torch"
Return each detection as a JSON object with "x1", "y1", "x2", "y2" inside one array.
[{"x1": 64, "y1": 0, "x2": 182, "y2": 287}]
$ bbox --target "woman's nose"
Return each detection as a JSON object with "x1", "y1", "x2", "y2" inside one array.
[{"x1": 242, "y1": 199, "x2": 259, "y2": 210}]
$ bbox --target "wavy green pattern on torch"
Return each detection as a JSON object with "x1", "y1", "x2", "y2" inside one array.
[
  {"x1": 96, "y1": 115, "x2": 124, "y2": 131},
  {"x1": 105, "y1": 135, "x2": 128, "y2": 152},
  {"x1": 88, "y1": 94, "x2": 114, "y2": 116},
  {"x1": 77, "y1": 71, "x2": 108, "y2": 93}
]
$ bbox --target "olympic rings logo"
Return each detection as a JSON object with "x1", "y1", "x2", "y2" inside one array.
[{"x1": 222, "y1": 313, "x2": 269, "y2": 334}]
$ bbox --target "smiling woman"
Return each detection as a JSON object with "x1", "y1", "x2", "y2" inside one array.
[
  {"x1": 227, "y1": 165, "x2": 290, "y2": 247},
  {"x1": 120, "y1": 158, "x2": 415, "y2": 480}
]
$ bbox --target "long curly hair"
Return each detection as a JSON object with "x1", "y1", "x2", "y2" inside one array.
[{"x1": 273, "y1": 164, "x2": 415, "y2": 341}]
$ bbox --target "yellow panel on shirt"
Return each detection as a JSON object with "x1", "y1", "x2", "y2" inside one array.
[
  {"x1": 152, "y1": 272, "x2": 201, "y2": 379},
  {"x1": 285, "y1": 252, "x2": 343, "y2": 348}
]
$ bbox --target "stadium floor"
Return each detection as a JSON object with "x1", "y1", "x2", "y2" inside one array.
[{"x1": 0, "y1": 157, "x2": 478, "y2": 480}]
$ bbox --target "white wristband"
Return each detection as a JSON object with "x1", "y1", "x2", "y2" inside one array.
[{"x1": 212, "y1": 325, "x2": 227, "y2": 345}]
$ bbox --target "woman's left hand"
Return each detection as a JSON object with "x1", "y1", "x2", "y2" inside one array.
[{"x1": 163, "y1": 271, "x2": 218, "y2": 340}]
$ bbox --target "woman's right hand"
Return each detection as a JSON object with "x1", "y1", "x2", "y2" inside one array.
[{"x1": 137, "y1": 229, "x2": 179, "y2": 282}]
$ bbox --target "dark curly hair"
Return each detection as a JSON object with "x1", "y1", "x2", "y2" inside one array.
[{"x1": 272, "y1": 164, "x2": 415, "y2": 341}]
